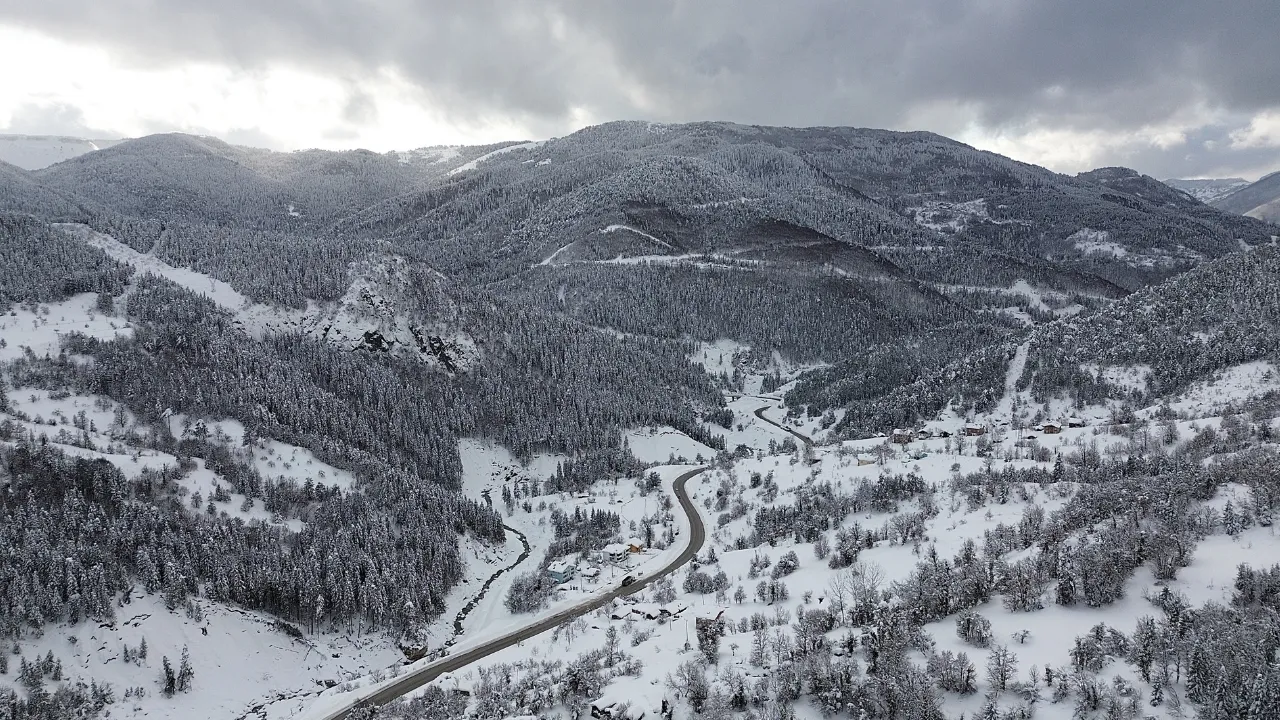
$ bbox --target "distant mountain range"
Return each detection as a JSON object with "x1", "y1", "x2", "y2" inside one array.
[
  {"x1": 0, "y1": 133, "x2": 125, "y2": 170},
  {"x1": 1213, "y1": 170, "x2": 1280, "y2": 223},
  {"x1": 1162, "y1": 176, "x2": 1250, "y2": 203},
  {"x1": 1162, "y1": 174, "x2": 1280, "y2": 224}
]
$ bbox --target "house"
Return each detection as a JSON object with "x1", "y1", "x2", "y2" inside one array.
[
  {"x1": 603, "y1": 543, "x2": 630, "y2": 563},
  {"x1": 964, "y1": 424, "x2": 986, "y2": 436},
  {"x1": 891, "y1": 429, "x2": 913, "y2": 444},
  {"x1": 611, "y1": 603, "x2": 688, "y2": 621},
  {"x1": 1067, "y1": 417, "x2": 1086, "y2": 428},
  {"x1": 936, "y1": 430, "x2": 953, "y2": 438},
  {"x1": 581, "y1": 567, "x2": 601, "y2": 582},
  {"x1": 626, "y1": 539, "x2": 644, "y2": 554},
  {"x1": 591, "y1": 675, "x2": 671, "y2": 719},
  {"x1": 547, "y1": 561, "x2": 576, "y2": 583},
  {"x1": 915, "y1": 429, "x2": 932, "y2": 440},
  {"x1": 1042, "y1": 422, "x2": 1063, "y2": 434}
]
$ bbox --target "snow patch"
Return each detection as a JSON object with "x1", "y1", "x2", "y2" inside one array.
[
  {"x1": 0, "y1": 293, "x2": 132, "y2": 362},
  {"x1": 1151, "y1": 361, "x2": 1280, "y2": 417},
  {"x1": 447, "y1": 141, "x2": 545, "y2": 176},
  {"x1": 1080, "y1": 363, "x2": 1153, "y2": 393},
  {"x1": 395, "y1": 146, "x2": 462, "y2": 165},
  {"x1": 623, "y1": 426, "x2": 716, "y2": 464},
  {"x1": 0, "y1": 592, "x2": 401, "y2": 720},
  {"x1": 1070, "y1": 228, "x2": 1128, "y2": 257},
  {"x1": 910, "y1": 198, "x2": 997, "y2": 233},
  {"x1": 600, "y1": 224, "x2": 675, "y2": 251}
]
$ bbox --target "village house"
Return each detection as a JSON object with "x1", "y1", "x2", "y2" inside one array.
[
  {"x1": 547, "y1": 561, "x2": 576, "y2": 583},
  {"x1": 603, "y1": 543, "x2": 630, "y2": 564},
  {"x1": 964, "y1": 423, "x2": 987, "y2": 436},
  {"x1": 1043, "y1": 421, "x2": 1063, "y2": 434},
  {"x1": 891, "y1": 428, "x2": 913, "y2": 444},
  {"x1": 1067, "y1": 417, "x2": 1087, "y2": 428}
]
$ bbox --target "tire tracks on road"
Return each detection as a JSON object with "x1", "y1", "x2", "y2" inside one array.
[{"x1": 316, "y1": 465, "x2": 710, "y2": 720}]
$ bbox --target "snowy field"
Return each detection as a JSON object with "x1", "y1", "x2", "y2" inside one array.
[
  {"x1": 4, "y1": 285, "x2": 1279, "y2": 720},
  {"x1": 281, "y1": 342, "x2": 1280, "y2": 719},
  {"x1": 0, "y1": 292, "x2": 133, "y2": 362}
]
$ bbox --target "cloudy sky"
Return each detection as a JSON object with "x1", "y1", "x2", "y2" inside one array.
[{"x1": 1, "y1": 0, "x2": 1278, "y2": 179}]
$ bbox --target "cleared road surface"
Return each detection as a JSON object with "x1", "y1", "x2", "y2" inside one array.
[
  {"x1": 753, "y1": 405, "x2": 813, "y2": 447},
  {"x1": 316, "y1": 464, "x2": 710, "y2": 719}
]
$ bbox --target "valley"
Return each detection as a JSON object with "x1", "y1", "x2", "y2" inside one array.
[{"x1": 0, "y1": 120, "x2": 1278, "y2": 720}]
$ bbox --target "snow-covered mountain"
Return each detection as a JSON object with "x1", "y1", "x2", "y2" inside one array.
[
  {"x1": 0, "y1": 133, "x2": 123, "y2": 170},
  {"x1": 1214, "y1": 170, "x2": 1280, "y2": 223},
  {"x1": 3, "y1": 120, "x2": 1280, "y2": 720},
  {"x1": 1162, "y1": 176, "x2": 1250, "y2": 203}
]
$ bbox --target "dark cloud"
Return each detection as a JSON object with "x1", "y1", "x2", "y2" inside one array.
[
  {"x1": 1098, "y1": 123, "x2": 1280, "y2": 181},
  {"x1": 3, "y1": 101, "x2": 116, "y2": 138},
  {"x1": 341, "y1": 88, "x2": 378, "y2": 125},
  {"x1": 2, "y1": 0, "x2": 1278, "y2": 176}
]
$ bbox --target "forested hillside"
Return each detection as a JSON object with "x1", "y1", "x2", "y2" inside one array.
[
  {"x1": 795, "y1": 245, "x2": 1280, "y2": 436},
  {"x1": 1, "y1": 120, "x2": 1278, "y2": 720}
]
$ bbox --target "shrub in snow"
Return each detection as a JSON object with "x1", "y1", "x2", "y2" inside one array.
[
  {"x1": 667, "y1": 658, "x2": 710, "y2": 713},
  {"x1": 755, "y1": 579, "x2": 789, "y2": 604},
  {"x1": 505, "y1": 571, "x2": 554, "y2": 614},
  {"x1": 770, "y1": 550, "x2": 799, "y2": 579},
  {"x1": 955, "y1": 610, "x2": 993, "y2": 647},
  {"x1": 985, "y1": 644, "x2": 1018, "y2": 695},
  {"x1": 926, "y1": 650, "x2": 977, "y2": 694}
]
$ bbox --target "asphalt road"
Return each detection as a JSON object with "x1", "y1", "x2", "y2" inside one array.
[
  {"x1": 753, "y1": 405, "x2": 814, "y2": 447},
  {"x1": 319, "y1": 464, "x2": 710, "y2": 719}
]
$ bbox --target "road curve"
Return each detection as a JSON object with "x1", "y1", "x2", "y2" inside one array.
[
  {"x1": 319, "y1": 465, "x2": 710, "y2": 720},
  {"x1": 753, "y1": 405, "x2": 813, "y2": 447}
]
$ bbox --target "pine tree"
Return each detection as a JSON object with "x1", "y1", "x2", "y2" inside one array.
[
  {"x1": 160, "y1": 656, "x2": 176, "y2": 697},
  {"x1": 177, "y1": 645, "x2": 194, "y2": 692}
]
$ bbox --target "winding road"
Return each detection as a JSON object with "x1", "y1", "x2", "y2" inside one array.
[
  {"x1": 753, "y1": 405, "x2": 814, "y2": 447},
  {"x1": 314, "y1": 465, "x2": 710, "y2": 720}
]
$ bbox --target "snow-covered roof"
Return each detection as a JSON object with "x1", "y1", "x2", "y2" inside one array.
[
  {"x1": 603, "y1": 543, "x2": 629, "y2": 555},
  {"x1": 547, "y1": 560, "x2": 574, "y2": 573},
  {"x1": 592, "y1": 675, "x2": 667, "y2": 714}
]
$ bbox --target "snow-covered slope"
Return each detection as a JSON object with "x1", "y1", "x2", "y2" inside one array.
[
  {"x1": 301, "y1": 377, "x2": 1280, "y2": 720},
  {"x1": 1213, "y1": 170, "x2": 1280, "y2": 222},
  {"x1": 56, "y1": 223, "x2": 480, "y2": 372},
  {"x1": 1162, "y1": 177, "x2": 1249, "y2": 204},
  {"x1": 0, "y1": 133, "x2": 123, "y2": 170}
]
